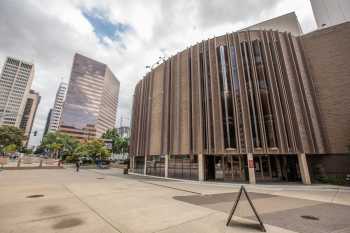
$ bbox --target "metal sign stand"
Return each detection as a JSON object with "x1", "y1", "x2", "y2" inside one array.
[{"x1": 226, "y1": 185, "x2": 266, "y2": 232}]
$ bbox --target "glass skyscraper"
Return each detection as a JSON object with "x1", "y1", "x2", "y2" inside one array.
[{"x1": 59, "y1": 53, "x2": 120, "y2": 140}]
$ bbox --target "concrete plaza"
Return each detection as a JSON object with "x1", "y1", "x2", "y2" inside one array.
[{"x1": 1, "y1": 168, "x2": 350, "y2": 233}]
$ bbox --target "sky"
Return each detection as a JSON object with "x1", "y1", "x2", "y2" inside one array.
[{"x1": 0, "y1": 0, "x2": 317, "y2": 147}]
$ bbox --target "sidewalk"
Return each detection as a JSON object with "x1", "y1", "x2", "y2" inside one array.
[{"x1": 1, "y1": 168, "x2": 350, "y2": 233}]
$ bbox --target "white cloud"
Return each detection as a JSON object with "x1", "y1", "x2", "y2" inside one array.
[{"x1": 0, "y1": 0, "x2": 316, "y2": 147}]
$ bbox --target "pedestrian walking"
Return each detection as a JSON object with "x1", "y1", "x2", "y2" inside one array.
[{"x1": 75, "y1": 159, "x2": 80, "y2": 172}]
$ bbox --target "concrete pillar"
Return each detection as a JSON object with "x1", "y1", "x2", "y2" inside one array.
[
  {"x1": 129, "y1": 156, "x2": 134, "y2": 171},
  {"x1": 247, "y1": 153, "x2": 256, "y2": 184},
  {"x1": 144, "y1": 155, "x2": 147, "y2": 175},
  {"x1": 164, "y1": 154, "x2": 169, "y2": 178},
  {"x1": 198, "y1": 153, "x2": 205, "y2": 181},
  {"x1": 298, "y1": 153, "x2": 311, "y2": 185}
]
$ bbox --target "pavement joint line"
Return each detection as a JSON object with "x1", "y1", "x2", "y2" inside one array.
[
  {"x1": 139, "y1": 180, "x2": 202, "y2": 195},
  {"x1": 62, "y1": 184, "x2": 123, "y2": 233},
  {"x1": 87, "y1": 169, "x2": 202, "y2": 194},
  {"x1": 151, "y1": 212, "x2": 217, "y2": 233},
  {"x1": 331, "y1": 188, "x2": 341, "y2": 203}
]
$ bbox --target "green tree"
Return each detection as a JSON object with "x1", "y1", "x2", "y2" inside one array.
[
  {"x1": 3, "y1": 144, "x2": 17, "y2": 154},
  {"x1": 73, "y1": 139, "x2": 111, "y2": 161},
  {"x1": 0, "y1": 126, "x2": 24, "y2": 149},
  {"x1": 41, "y1": 132, "x2": 78, "y2": 159},
  {"x1": 102, "y1": 128, "x2": 128, "y2": 154}
]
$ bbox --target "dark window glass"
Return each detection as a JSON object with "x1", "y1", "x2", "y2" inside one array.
[
  {"x1": 146, "y1": 155, "x2": 165, "y2": 177},
  {"x1": 168, "y1": 155, "x2": 198, "y2": 180},
  {"x1": 252, "y1": 40, "x2": 277, "y2": 148},
  {"x1": 241, "y1": 41, "x2": 262, "y2": 148},
  {"x1": 199, "y1": 52, "x2": 208, "y2": 149},
  {"x1": 217, "y1": 45, "x2": 236, "y2": 148}
]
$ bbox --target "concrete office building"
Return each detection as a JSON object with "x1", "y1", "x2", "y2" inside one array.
[
  {"x1": 19, "y1": 90, "x2": 41, "y2": 145},
  {"x1": 59, "y1": 53, "x2": 120, "y2": 140},
  {"x1": 129, "y1": 16, "x2": 350, "y2": 184},
  {"x1": 310, "y1": 0, "x2": 350, "y2": 28},
  {"x1": 0, "y1": 57, "x2": 35, "y2": 127},
  {"x1": 48, "y1": 82, "x2": 67, "y2": 132}
]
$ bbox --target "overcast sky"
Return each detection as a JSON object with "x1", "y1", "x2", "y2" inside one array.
[{"x1": 0, "y1": 0, "x2": 316, "y2": 147}]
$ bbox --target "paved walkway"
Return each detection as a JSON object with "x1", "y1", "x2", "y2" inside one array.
[{"x1": 0, "y1": 168, "x2": 349, "y2": 233}]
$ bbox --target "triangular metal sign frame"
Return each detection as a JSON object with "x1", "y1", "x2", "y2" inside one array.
[{"x1": 226, "y1": 185, "x2": 266, "y2": 232}]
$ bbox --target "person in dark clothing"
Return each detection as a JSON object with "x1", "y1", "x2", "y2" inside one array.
[{"x1": 75, "y1": 159, "x2": 80, "y2": 172}]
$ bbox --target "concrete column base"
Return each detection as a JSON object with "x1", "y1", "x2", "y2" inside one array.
[
  {"x1": 247, "y1": 153, "x2": 256, "y2": 184},
  {"x1": 198, "y1": 153, "x2": 204, "y2": 181},
  {"x1": 164, "y1": 154, "x2": 169, "y2": 178},
  {"x1": 130, "y1": 156, "x2": 134, "y2": 172},
  {"x1": 298, "y1": 153, "x2": 311, "y2": 185}
]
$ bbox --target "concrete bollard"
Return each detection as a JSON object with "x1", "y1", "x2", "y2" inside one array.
[
  {"x1": 39, "y1": 159, "x2": 43, "y2": 167},
  {"x1": 17, "y1": 158, "x2": 21, "y2": 167}
]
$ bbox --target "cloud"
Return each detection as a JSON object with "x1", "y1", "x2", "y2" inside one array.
[{"x1": 0, "y1": 0, "x2": 316, "y2": 147}]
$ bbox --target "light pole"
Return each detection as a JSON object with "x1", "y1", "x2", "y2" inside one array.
[{"x1": 145, "y1": 56, "x2": 167, "y2": 72}]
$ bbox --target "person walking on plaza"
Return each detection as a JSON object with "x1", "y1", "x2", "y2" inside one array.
[{"x1": 75, "y1": 159, "x2": 80, "y2": 172}]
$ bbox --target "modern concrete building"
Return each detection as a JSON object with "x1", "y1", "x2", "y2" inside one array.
[
  {"x1": 0, "y1": 57, "x2": 35, "y2": 127},
  {"x1": 59, "y1": 53, "x2": 120, "y2": 140},
  {"x1": 241, "y1": 12, "x2": 303, "y2": 36},
  {"x1": 310, "y1": 0, "x2": 350, "y2": 28},
  {"x1": 48, "y1": 82, "x2": 67, "y2": 132},
  {"x1": 130, "y1": 17, "x2": 350, "y2": 184},
  {"x1": 19, "y1": 90, "x2": 41, "y2": 145}
]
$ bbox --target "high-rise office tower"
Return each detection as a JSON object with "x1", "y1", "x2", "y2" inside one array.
[
  {"x1": 59, "y1": 53, "x2": 120, "y2": 139},
  {"x1": 19, "y1": 90, "x2": 41, "y2": 145},
  {"x1": 0, "y1": 57, "x2": 35, "y2": 127},
  {"x1": 48, "y1": 82, "x2": 67, "y2": 132},
  {"x1": 43, "y1": 108, "x2": 52, "y2": 136},
  {"x1": 310, "y1": 0, "x2": 350, "y2": 28}
]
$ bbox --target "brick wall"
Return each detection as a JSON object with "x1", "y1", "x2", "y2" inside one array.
[{"x1": 301, "y1": 22, "x2": 350, "y2": 154}]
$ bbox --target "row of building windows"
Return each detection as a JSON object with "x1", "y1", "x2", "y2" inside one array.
[{"x1": 197, "y1": 40, "x2": 283, "y2": 150}]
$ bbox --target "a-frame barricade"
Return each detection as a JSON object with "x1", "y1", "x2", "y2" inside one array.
[{"x1": 226, "y1": 185, "x2": 266, "y2": 232}]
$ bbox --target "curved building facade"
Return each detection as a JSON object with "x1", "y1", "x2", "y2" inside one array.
[{"x1": 130, "y1": 23, "x2": 350, "y2": 184}]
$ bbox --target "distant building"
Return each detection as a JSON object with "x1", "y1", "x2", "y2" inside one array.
[
  {"x1": 19, "y1": 90, "x2": 41, "y2": 145},
  {"x1": 310, "y1": 0, "x2": 350, "y2": 28},
  {"x1": 117, "y1": 126, "x2": 130, "y2": 138},
  {"x1": 241, "y1": 12, "x2": 303, "y2": 36},
  {"x1": 43, "y1": 108, "x2": 52, "y2": 136},
  {"x1": 48, "y1": 82, "x2": 67, "y2": 132},
  {"x1": 0, "y1": 57, "x2": 35, "y2": 127},
  {"x1": 59, "y1": 53, "x2": 120, "y2": 140}
]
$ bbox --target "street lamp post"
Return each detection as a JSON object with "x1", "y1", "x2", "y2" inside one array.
[{"x1": 145, "y1": 56, "x2": 167, "y2": 72}]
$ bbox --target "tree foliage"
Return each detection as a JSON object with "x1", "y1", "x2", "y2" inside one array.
[
  {"x1": 73, "y1": 139, "x2": 111, "y2": 161},
  {"x1": 102, "y1": 128, "x2": 128, "y2": 154},
  {"x1": 37, "y1": 131, "x2": 114, "y2": 162},
  {"x1": 41, "y1": 132, "x2": 79, "y2": 159},
  {"x1": 3, "y1": 144, "x2": 17, "y2": 154},
  {"x1": 0, "y1": 126, "x2": 24, "y2": 149}
]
